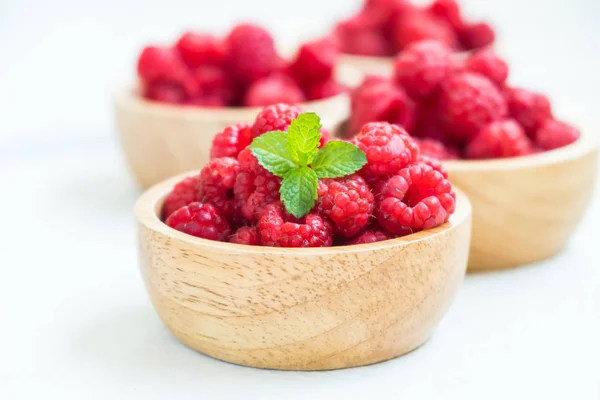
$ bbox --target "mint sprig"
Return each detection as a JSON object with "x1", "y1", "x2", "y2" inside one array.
[{"x1": 250, "y1": 113, "x2": 367, "y2": 218}]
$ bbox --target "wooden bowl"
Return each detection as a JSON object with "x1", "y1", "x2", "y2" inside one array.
[
  {"x1": 340, "y1": 54, "x2": 395, "y2": 76},
  {"x1": 444, "y1": 130, "x2": 598, "y2": 271},
  {"x1": 135, "y1": 172, "x2": 472, "y2": 370},
  {"x1": 114, "y1": 73, "x2": 355, "y2": 188}
]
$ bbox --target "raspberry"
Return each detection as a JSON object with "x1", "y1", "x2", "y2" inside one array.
[
  {"x1": 234, "y1": 147, "x2": 281, "y2": 221},
  {"x1": 413, "y1": 138, "x2": 458, "y2": 160},
  {"x1": 393, "y1": 10, "x2": 458, "y2": 51},
  {"x1": 251, "y1": 103, "x2": 302, "y2": 138},
  {"x1": 393, "y1": 39, "x2": 452, "y2": 98},
  {"x1": 439, "y1": 72, "x2": 508, "y2": 142},
  {"x1": 339, "y1": 29, "x2": 393, "y2": 57},
  {"x1": 465, "y1": 48, "x2": 509, "y2": 86},
  {"x1": 427, "y1": 0, "x2": 463, "y2": 31},
  {"x1": 535, "y1": 119, "x2": 580, "y2": 151},
  {"x1": 137, "y1": 46, "x2": 188, "y2": 84},
  {"x1": 349, "y1": 76, "x2": 415, "y2": 135},
  {"x1": 466, "y1": 119, "x2": 534, "y2": 159},
  {"x1": 353, "y1": 122, "x2": 419, "y2": 179},
  {"x1": 175, "y1": 32, "x2": 226, "y2": 68},
  {"x1": 289, "y1": 38, "x2": 338, "y2": 84},
  {"x1": 259, "y1": 203, "x2": 333, "y2": 248},
  {"x1": 459, "y1": 22, "x2": 495, "y2": 50},
  {"x1": 197, "y1": 157, "x2": 240, "y2": 219},
  {"x1": 506, "y1": 88, "x2": 552, "y2": 134},
  {"x1": 229, "y1": 226, "x2": 260, "y2": 245},
  {"x1": 317, "y1": 174, "x2": 375, "y2": 238},
  {"x1": 243, "y1": 75, "x2": 305, "y2": 107},
  {"x1": 319, "y1": 129, "x2": 331, "y2": 148},
  {"x1": 347, "y1": 229, "x2": 391, "y2": 245},
  {"x1": 412, "y1": 95, "x2": 448, "y2": 142},
  {"x1": 162, "y1": 174, "x2": 202, "y2": 219},
  {"x1": 165, "y1": 202, "x2": 231, "y2": 241},
  {"x1": 376, "y1": 163, "x2": 456, "y2": 231},
  {"x1": 225, "y1": 23, "x2": 280, "y2": 84},
  {"x1": 210, "y1": 123, "x2": 252, "y2": 159},
  {"x1": 194, "y1": 65, "x2": 235, "y2": 104},
  {"x1": 144, "y1": 82, "x2": 187, "y2": 104},
  {"x1": 417, "y1": 155, "x2": 449, "y2": 178},
  {"x1": 304, "y1": 79, "x2": 345, "y2": 101}
]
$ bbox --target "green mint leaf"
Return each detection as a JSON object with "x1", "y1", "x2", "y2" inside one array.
[
  {"x1": 280, "y1": 167, "x2": 319, "y2": 218},
  {"x1": 249, "y1": 131, "x2": 297, "y2": 177},
  {"x1": 286, "y1": 113, "x2": 322, "y2": 166},
  {"x1": 311, "y1": 141, "x2": 367, "y2": 178}
]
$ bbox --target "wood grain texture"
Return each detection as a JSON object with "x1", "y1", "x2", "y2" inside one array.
[
  {"x1": 445, "y1": 130, "x2": 598, "y2": 271},
  {"x1": 340, "y1": 54, "x2": 394, "y2": 76},
  {"x1": 135, "y1": 173, "x2": 472, "y2": 370},
  {"x1": 114, "y1": 88, "x2": 350, "y2": 189}
]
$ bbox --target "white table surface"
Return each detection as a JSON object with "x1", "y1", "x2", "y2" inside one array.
[{"x1": 1, "y1": 0, "x2": 599, "y2": 398}]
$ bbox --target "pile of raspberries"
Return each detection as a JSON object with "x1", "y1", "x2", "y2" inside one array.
[
  {"x1": 334, "y1": 0, "x2": 495, "y2": 57},
  {"x1": 162, "y1": 104, "x2": 456, "y2": 247},
  {"x1": 349, "y1": 40, "x2": 581, "y2": 159},
  {"x1": 137, "y1": 24, "x2": 345, "y2": 107}
]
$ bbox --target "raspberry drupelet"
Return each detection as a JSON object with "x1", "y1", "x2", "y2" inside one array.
[
  {"x1": 251, "y1": 103, "x2": 302, "y2": 138},
  {"x1": 165, "y1": 202, "x2": 231, "y2": 241},
  {"x1": 259, "y1": 203, "x2": 333, "y2": 248},
  {"x1": 376, "y1": 162, "x2": 456, "y2": 232},
  {"x1": 210, "y1": 123, "x2": 252, "y2": 159},
  {"x1": 317, "y1": 174, "x2": 375, "y2": 238}
]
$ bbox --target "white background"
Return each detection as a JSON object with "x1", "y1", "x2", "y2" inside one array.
[{"x1": 0, "y1": 0, "x2": 599, "y2": 399}]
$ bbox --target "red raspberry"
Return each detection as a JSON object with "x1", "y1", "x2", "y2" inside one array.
[
  {"x1": 137, "y1": 46, "x2": 188, "y2": 84},
  {"x1": 305, "y1": 78, "x2": 345, "y2": 101},
  {"x1": 210, "y1": 123, "x2": 252, "y2": 159},
  {"x1": 225, "y1": 24, "x2": 280, "y2": 84},
  {"x1": 448, "y1": 55, "x2": 468, "y2": 75},
  {"x1": 376, "y1": 163, "x2": 456, "y2": 231},
  {"x1": 319, "y1": 129, "x2": 331, "y2": 148},
  {"x1": 258, "y1": 203, "x2": 333, "y2": 248},
  {"x1": 439, "y1": 72, "x2": 508, "y2": 142},
  {"x1": 412, "y1": 95, "x2": 448, "y2": 142},
  {"x1": 347, "y1": 229, "x2": 391, "y2": 245},
  {"x1": 535, "y1": 119, "x2": 580, "y2": 151},
  {"x1": 465, "y1": 47, "x2": 509, "y2": 86},
  {"x1": 194, "y1": 65, "x2": 236, "y2": 104},
  {"x1": 289, "y1": 38, "x2": 338, "y2": 84},
  {"x1": 228, "y1": 226, "x2": 260, "y2": 245},
  {"x1": 393, "y1": 10, "x2": 458, "y2": 51},
  {"x1": 417, "y1": 155, "x2": 449, "y2": 178},
  {"x1": 427, "y1": 0, "x2": 463, "y2": 31},
  {"x1": 251, "y1": 103, "x2": 302, "y2": 138},
  {"x1": 349, "y1": 76, "x2": 415, "y2": 135},
  {"x1": 175, "y1": 32, "x2": 226, "y2": 68},
  {"x1": 353, "y1": 122, "x2": 419, "y2": 179},
  {"x1": 466, "y1": 119, "x2": 534, "y2": 159},
  {"x1": 166, "y1": 202, "x2": 231, "y2": 241},
  {"x1": 393, "y1": 39, "x2": 452, "y2": 98},
  {"x1": 338, "y1": 29, "x2": 393, "y2": 57},
  {"x1": 198, "y1": 157, "x2": 240, "y2": 219},
  {"x1": 506, "y1": 88, "x2": 552, "y2": 134},
  {"x1": 234, "y1": 147, "x2": 281, "y2": 221},
  {"x1": 413, "y1": 138, "x2": 459, "y2": 161},
  {"x1": 244, "y1": 75, "x2": 305, "y2": 107},
  {"x1": 459, "y1": 22, "x2": 495, "y2": 50},
  {"x1": 317, "y1": 174, "x2": 375, "y2": 238},
  {"x1": 162, "y1": 174, "x2": 202, "y2": 219},
  {"x1": 144, "y1": 82, "x2": 187, "y2": 104}
]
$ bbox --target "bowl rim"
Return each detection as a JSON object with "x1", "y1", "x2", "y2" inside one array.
[
  {"x1": 113, "y1": 84, "x2": 350, "y2": 120},
  {"x1": 135, "y1": 171, "x2": 472, "y2": 256},
  {"x1": 443, "y1": 125, "x2": 598, "y2": 172}
]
